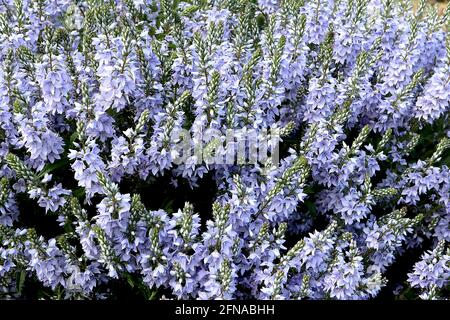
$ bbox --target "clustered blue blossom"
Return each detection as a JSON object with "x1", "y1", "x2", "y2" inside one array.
[{"x1": 0, "y1": 0, "x2": 449, "y2": 300}]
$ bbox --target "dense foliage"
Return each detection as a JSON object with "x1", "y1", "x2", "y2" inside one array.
[{"x1": 0, "y1": 0, "x2": 449, "y2": 299}]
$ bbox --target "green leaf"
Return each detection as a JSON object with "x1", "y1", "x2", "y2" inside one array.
[
  {"x1": 147, "y1": 290, "x2": 158, "y2": 300},
  {"x1": 256, "y1": 14, "x2": 266, "y2": 30},
  {"x1": 73, "y1": 187, "x2": 86, "y2": 200},
  {"x1": 304, "y1": 199, "x2": 317, "y2": 216},
  {"x1": 16, "y1": 269, "x2": 26, "y2": 295},
  {"x1": 69, "y1": 131, "x2": 79, "y2": 145},
  {"x1": 38, "y1": 158, "x2": 70, "y2": 178},
  {"x1": 126, "y1": 274, "x2": 135, "y2": 288}
]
